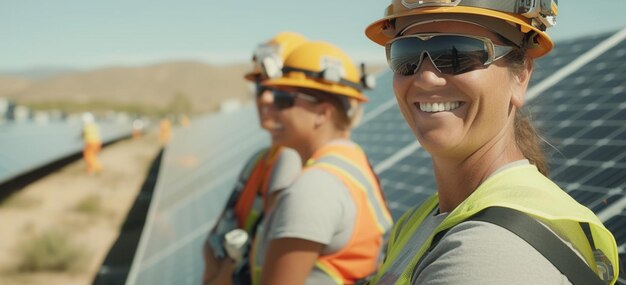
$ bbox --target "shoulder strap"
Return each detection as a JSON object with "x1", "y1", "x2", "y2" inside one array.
[{"x1": 468, "y1": 206, "x2": 604, "y2": 285}]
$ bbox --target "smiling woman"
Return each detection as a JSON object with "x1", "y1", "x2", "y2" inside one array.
[
  {"x1": 249, "y1": 40, "x2": 393, "y2": 285},
  {"x1": 364, "y1": 0, "x2": 620, "y2": 284}
]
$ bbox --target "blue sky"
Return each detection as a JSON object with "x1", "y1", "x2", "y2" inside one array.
[{"x1": 2, "y1": 0, "x2": 626, "y2": 71}]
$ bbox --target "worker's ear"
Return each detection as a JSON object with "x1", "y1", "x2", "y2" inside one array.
[{"x1": 314, "y1": 102, "x2": 333, "y2": 127}]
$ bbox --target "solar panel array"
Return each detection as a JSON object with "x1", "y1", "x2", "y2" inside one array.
[
  {"x1": 126, "y1": 106, "x2": 270, "y2": 285},
  {"x1": 0, "y1": 120, "x2": 133, "y2": 185},
  {"x1": 127, "y1": 29, "x2": 626, "y2": 284}
]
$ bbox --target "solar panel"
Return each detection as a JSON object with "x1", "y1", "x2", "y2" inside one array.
[
  {"x1": 0, "y1": 120, "x2": 132, "y2": 185},
  {"x1": 126, "y1": 29, "x2": 626, "y2": 285},
  {"x1": 127, "y1": 104, "x2": 270, "y2": 285}
]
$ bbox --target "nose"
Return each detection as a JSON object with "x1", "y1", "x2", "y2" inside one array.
[
  {"x1": 411, "y1": 53, "x2": 446, "y2": 90},
  {"x1": 258, "y1": 89, "x2": 274, "y2": 105}
]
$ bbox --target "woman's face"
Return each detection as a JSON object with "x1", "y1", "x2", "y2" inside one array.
[
  {"x1": 258, "y1": 86, "x2": 321, "y2": 149},
  {"x1": 392, "y1": 21, "x2": 529, "y2": 160}
]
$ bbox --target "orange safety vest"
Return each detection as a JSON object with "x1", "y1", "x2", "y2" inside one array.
[
  {"x1": 233, "y1": 145, "x2": 282, "y2": 232},
  {"x1": 306, "y1": 142, "x2": 393, "y2": 284}
]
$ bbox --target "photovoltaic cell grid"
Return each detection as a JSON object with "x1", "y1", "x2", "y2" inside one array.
[
  {"x1": 530, "y1": 31, "x2": 615, "y2": 87},
  {"x1": 353, "y1": 73, "x2": 415, "y2": 166},
  {"x1": 127, "y1": 104, "x2": 270, "y2": 285},
  {"x1": 128, "y1": 29, "x2": 626, "y2": 285},
  {"x1": 529, "y1": 33, "x2": 626, "y2": 266},
  {"x1": 0, "y1": 121, "x2": 132, "y2": 185}
]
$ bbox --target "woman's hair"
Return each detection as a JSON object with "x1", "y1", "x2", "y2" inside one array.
[
  {"x1": 300, "y1": 88, "x2": 363, "y2": 131},
  {"x1": 504, "y1": 48, "x2": 549, "y2": 176}
]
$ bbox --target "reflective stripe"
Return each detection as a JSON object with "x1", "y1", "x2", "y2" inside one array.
[
  {"x1": 372, "y1": 196, "x2": 438, "y2": 284},
  {"x1": 315, "y1": 154, "x2": 392, "y2": 233},
  {"x1": 314, "y1": 261, "x2": 344, "y2": 285}
]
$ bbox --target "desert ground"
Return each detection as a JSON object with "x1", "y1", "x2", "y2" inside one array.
[{"x1": 0, "y1": 133, "x2": 161, "y2": 285}]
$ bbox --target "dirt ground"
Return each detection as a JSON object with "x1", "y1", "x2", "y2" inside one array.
[{"x1": 0, "y1": 133, "x2": 162, "y2": 285}]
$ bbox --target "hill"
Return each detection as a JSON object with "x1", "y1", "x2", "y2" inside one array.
[{"x1": 0, "y1": 62, "x2": 253, "y2": 115}]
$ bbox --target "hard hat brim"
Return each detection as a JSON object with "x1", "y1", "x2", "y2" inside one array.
[
  {"x1": 244, "y1": 71, "x2": 261, "y2": 82},
  {"x1": 365, "y1": 6, "x2": 553, "y2": 58}
]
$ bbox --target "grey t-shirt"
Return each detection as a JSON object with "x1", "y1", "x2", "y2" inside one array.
[
  {"x1": 412, "y1": 218, "x2": 576, "y2": 285},
  {"x1": 267, "y1": 147, "x2": 301, "y2": 194},
  {"x1": 255, "y1": 168, "x2": 357, "y2": 284}
]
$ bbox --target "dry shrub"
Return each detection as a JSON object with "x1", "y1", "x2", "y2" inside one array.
[{"x1": 16, "y1": 229, "x2": 87, "y2": 273}]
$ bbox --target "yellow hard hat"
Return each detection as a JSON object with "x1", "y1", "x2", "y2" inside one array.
[
  {"x1": 365, "y1": 0, "x2": 558, "y2": 58},
  {"x1": 262, "y1": 41, "x2": 374, "y2": 102},
  {"x1": 244, "y1": 32, "x2": 308, "y2": 82}
]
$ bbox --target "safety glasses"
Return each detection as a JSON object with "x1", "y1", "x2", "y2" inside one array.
[
  {"x1": 386, "y1": 33, "x2": 515, "y2": 76},
  {"x1": 255, "y1": 84, "x2": 320, "y2": 110}
]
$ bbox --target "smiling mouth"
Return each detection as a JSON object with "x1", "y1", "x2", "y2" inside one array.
[
  {"x1": 268, "y1": 121, "x2": 284, "y2": 130},
  {"x1": 416, "y1": 102, "x2": 463, "y2": 113}
]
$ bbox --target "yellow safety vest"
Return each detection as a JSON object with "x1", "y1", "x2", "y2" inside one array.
[
  {"x1": 371, "y1": 164, "x2": 619, "y2": 285},
  {"x1": 83, "y1": 123, "x2": 101, "y2": 144}
]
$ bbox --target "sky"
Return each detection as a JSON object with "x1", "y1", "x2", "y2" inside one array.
[{"x1": 2, "y1": 0, "x2": 626, "y2": 71}]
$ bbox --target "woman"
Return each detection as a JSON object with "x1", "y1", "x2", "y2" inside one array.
[
  {"x1": 251, "y1": 41, "x2": 393, "y2": 285},
  {"x1": 202, "y1": 32, "x2": 305, "y2": 285},
  {"x1": 363, "y1": 1, "x2": 619, "y2": 284}
]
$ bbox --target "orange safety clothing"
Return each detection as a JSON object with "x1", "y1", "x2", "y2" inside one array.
[
  {"x1": 251, "y1": 142, "x2": 392, "y2": 284},
  {"x1": 82, "y1": 122, "x2": 102, "y2": 174},
  {"x1": 158, "y1": 118, "x2": 172, "y2": 145},
  {"x1": 308, "y1": 143, "x2": 393, "y2": 284},
  {"x1": 234, "y1": 145, "x2": 282, "y2": 232}
]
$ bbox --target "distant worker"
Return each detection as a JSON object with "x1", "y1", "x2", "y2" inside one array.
[
  {"x1": 179, "y1": 114, "x2": 191, "y2": 128},
  {"x1": 158, "y1": 117, "x2": 172, "y2": 146},
  {"x1": 132, "y1": 118, "x2": 145, "y2": 139},
  {"x1": 202, "y1": 32, "x2": 306, "y2": 285},
  {"x1": 81, "y1": 112, "x2": 102, "y2": 175}
]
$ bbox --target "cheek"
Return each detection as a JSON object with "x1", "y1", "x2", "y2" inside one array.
[
  {"x1": 392, "y1": 73, "x2": 408, "y2": 96},
  {"x1": 392, "y1": 74, "x2": 413, "y2": 107}
]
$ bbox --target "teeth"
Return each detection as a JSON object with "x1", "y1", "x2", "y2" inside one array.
[{"x1": 419, "y1": 102, "x2": 461, "y2": 113}]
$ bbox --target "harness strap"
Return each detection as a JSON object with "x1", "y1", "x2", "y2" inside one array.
[{"x1": 468, "y1": 207, "x2": 604, "y2": 285}]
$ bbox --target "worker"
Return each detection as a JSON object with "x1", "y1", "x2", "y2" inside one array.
[
  {"x1": 132, "y1": 118, "x2": 145, "y2": 139},
  {"x1": 158, "y1": 117, "x2": 172, "y2": 146},
  {"x1": 202, "y1": 32, "x2": 307, "y2": 285},
  {"x1": 81, "y1": 112, "x2": 102, "y2": 175},
  {"x1": 363, "y1": 1, "x2": 619, "y2": 284},
  {"x1": 251, "y1": 40, "x2": 393, "y2": 285}
]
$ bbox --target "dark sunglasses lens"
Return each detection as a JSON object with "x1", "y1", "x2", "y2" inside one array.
[
  {"x1": 272, "y1": 90, "x2": 296, "y2": 109},
  {"x1": 389, "y1": 36, "x2": 488, "y2": 75},
  {"x1": 388, "y1": 37, "x2": 427, "y2": 76},
  {"x1": 255, "y1": 83, "x2": 267, "y2": 98}
]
